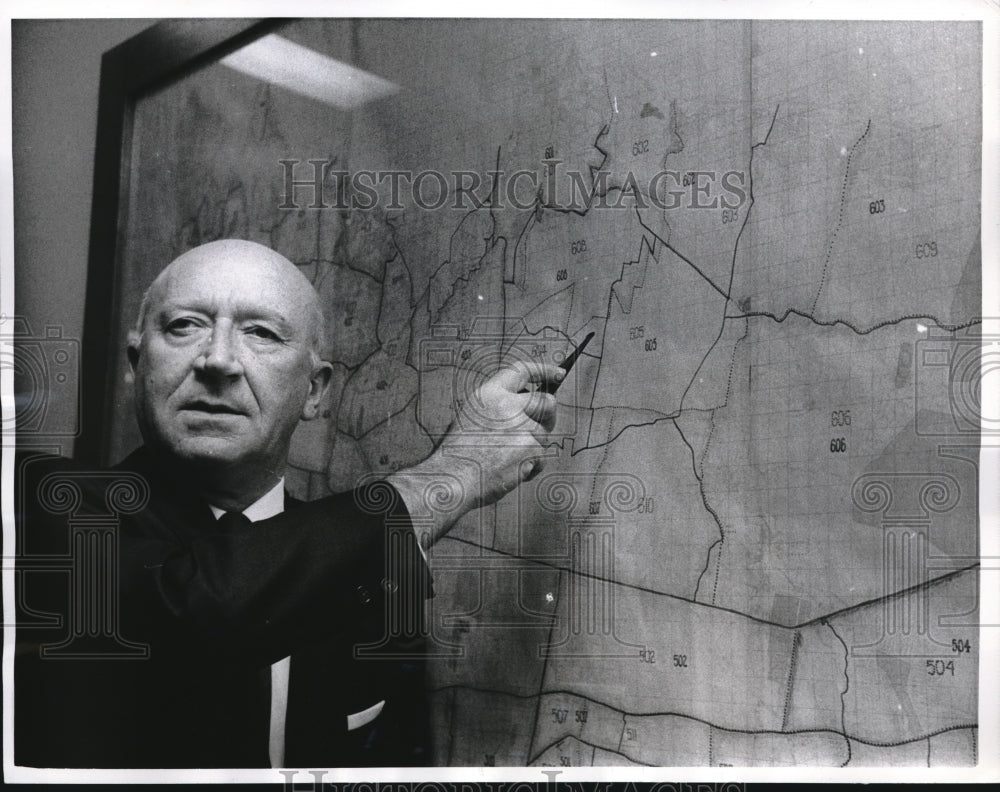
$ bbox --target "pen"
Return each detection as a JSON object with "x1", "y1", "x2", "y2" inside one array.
[{"x1": 542, "y1": 331, "x2": 595, "y2": 394}]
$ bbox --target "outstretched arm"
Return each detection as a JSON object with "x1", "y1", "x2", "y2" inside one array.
[{"x1": 387, "y1": 359, "x2": 563, "y2": 548}]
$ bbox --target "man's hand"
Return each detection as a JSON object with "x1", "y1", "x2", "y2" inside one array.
[{"x1": 387, "y1": 360, "x2": 564, "y2": 548}]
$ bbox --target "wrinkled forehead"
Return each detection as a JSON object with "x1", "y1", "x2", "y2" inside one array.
[{"x1": 146, "y1": 242, "x2": 319, "y2": 325}]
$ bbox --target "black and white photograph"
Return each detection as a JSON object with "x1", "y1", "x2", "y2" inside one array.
[{"x1": 2, "y1": 0, "x2": 997, "y2": 785}]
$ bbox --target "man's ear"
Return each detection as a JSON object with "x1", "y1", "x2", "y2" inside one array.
[
  {"x1": 125, "y1": 330, "x2": 141, "y2": 382},
  {"x1": 301, "y1": 360, "x2": 334, "y2": 421}
]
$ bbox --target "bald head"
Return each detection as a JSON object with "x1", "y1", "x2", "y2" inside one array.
[
  {"x1": 134, "y1": 240, "x2": 326, "y2": 360},
  {"x1": 126, "y1": 239, "x2": 334, "y2": 505}
]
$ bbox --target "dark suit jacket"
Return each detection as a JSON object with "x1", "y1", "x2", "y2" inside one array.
[{"x1": 14, "y1": 447, "x2": 433, "y2": 768}]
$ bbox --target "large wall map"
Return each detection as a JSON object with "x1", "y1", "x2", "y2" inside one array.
[{"x1": 111, "y1": 19, "x2": 982, "y2": 766}]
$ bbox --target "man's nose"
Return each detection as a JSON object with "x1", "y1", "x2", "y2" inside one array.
[{"x1": 194, "y1": 323, "x2": 244, "y2": 378}]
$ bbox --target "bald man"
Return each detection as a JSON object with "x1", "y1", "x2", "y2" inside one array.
[{"x1": 15, "y1": 240, "x2": 562, "y2": 769}]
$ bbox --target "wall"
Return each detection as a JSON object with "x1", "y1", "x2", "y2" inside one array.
[{"x1": 11, "y1": 18, "x2": 157, "y2": 454}]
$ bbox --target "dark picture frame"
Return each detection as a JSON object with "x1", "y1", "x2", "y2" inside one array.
[{"x1": 78, "y1": 18, "x2": 286, "y2": 465}]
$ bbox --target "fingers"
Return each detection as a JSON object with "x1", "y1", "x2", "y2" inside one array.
[
  {"x1": 522, "y1": 457, "x2": 545, "y2": 482},
  {"x1": 522, "y1": 389, "x2": 557, "y2": 432},
  {"x1": 491, "y1": 360, "x2": 565, "y2": 393},
  {"x1": 477, "y1": 362, "x2": 559, "y2": 434},
  {"x1": 499, "y1": 455, "x2": 547, "y2": 499},
  {"x1": 523, "y1": 361, "x2": 566, "y2": 389}
]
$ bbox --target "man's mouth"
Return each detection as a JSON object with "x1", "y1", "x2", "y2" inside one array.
[{"x1": 181, "y1": 400, "x2": 246, "y2": 416}]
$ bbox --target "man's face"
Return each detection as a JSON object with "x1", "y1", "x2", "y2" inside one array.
[{"x1": 127, "y1": 241, "x2": 331, "y2": 476}]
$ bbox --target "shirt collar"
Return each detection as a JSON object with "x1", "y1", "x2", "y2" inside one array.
[{"x1": 209, "y1": 478, "x2": 285, "y2": 522}]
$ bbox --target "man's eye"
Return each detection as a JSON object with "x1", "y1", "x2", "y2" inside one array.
[
  {"x1": 165, "y1": 318, "x2": 203, "y2": 335},
  {"x1": 246, "y1": 325, "x2": 281, "y2": 341}
]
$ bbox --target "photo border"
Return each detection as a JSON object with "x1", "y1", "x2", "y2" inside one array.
[{"x1": 2, "y1": 0, "x2": 997, "y2": 786}]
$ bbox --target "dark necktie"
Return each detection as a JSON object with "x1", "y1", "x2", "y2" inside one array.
[
  {"x1": 216, "y1": 510, "x2": 253, "y2": 533},
  {"x1": 214, "y1": 509, "x2": 273, "y2": 765}
]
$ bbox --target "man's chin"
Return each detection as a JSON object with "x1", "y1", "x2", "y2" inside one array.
[{"x1": 158, "y1": 435, "x2": 255, "y2": 468}]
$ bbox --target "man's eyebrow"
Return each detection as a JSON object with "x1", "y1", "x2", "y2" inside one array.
[
  {"x1": 156, "y1": 301, "x2": 297, "y2": 333},
  {"x1": 154, "y1": 300, "x2": 213, "y2": 319},
  {"x1": 233, "y1": 307, "x2": 296, "y2": 333}
]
